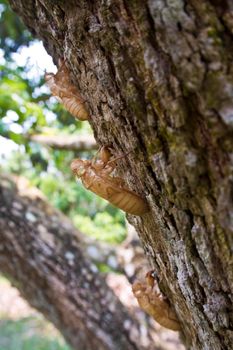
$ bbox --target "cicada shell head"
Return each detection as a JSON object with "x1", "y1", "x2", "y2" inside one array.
[
  {"x1": 44, "y1": 72, "x2": 54, "y2": 85},
  {"x1": 71, "y1": 159, "x2": 85, "y2": 177},
  {"x1": 100, "y1": 146, "x2": 112, "y2": 163},
  {"x1": 44, "y1": 73, "x2": 59, "y2": 97}
]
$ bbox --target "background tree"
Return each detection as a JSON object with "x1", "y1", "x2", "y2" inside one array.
[
  {"x1": 2, "y1": 0, "x2": 233, "y2": 350},
  {"x1": 0, "y1": 174, "x2": 151, "y2": 350}
]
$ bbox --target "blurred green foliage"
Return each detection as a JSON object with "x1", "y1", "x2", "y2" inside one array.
[
  {"x1": 0, "y1": 0, "x2": 126, "y2": 243},
  {"x1": 0, "y1": 317, "x2": 71, "y2": 350},
  {"x1": 0, "y1": 276, "x2": 71, "y2": 350}
]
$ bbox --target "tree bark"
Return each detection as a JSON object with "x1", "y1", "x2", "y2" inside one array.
[
  {"x1": 8, "y1": 1, "x2": 233, "y2": 349},
  {"x1": 28, "y1": 133, "x2": 97, "y2": 151},
  {"x1": 0, "y1": 174, "x2": 146, "y2": 350}
]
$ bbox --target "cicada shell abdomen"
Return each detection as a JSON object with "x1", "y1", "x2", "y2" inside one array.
[
  {"x1": 71, "y1": 147, "x2": 149, "y2": 216},
  {"x1": 81, "y1": 171, "x2": 149, "y2": 216},
  {"x1": 45, "y1": 61, "x2": 89, "y2": 121},
  {"x1": 61, "y1": 95, "x2": 89, "y2": 121},
  {"x1": 107, "y1": 188, "x2": 149, "y2": 216}
]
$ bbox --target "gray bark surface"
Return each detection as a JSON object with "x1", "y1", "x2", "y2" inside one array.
[
  {"x1": 8, "y1": 1, "x2": 233, "y2": 349},
  {"x1": 0, "y1": 175, "x2": 145, "y2": 350}
]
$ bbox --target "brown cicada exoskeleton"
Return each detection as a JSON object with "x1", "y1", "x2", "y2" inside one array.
[
  {"x1": 132, "y1": 271, "x2": 181, "y2": 331},
  {"x1": 45, "y1": 60, "x2": 89, "y2": 121},
  {"x1": 71, "y1": 146, "x2": 149, "y2": 216}
]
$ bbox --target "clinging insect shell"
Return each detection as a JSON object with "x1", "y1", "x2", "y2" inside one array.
[
  {"x1": 45, "y1": 60, "x2": 89, "y2": 121},
  {"x1": 71, "y1": 146, "x2": 149, "y2": 216},
  {"x1": 132, "y1": 271, "x2": 181, "y2": 331}
]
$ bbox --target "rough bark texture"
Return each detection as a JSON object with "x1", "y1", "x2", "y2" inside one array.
[
  {"x1": 0, "y1": 175, "x2": 146, "y2": 350},
  {"x1": 8, "y1": 1, "x2": 233, "y2": 349}
]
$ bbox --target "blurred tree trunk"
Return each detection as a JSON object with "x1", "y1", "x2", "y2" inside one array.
[
  {"x1": 8, "y1": 1, "x2": 233, "y2": 349},
  {"x1": 0, "y1": 175, "x2": 148, "y2": 350}
]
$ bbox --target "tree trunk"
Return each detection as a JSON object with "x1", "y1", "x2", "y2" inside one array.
[
  {"x1": 8, "y1": 1, "x2": 233, "y2": 349},
  {"x1": 0, "y1": 175, "x2": 146, "y2": 350}
]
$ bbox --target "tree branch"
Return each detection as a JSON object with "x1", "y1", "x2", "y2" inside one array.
[
  {"x1": 0, "y1": 174, "x2": 145, "y2": 350},
  {"x1": 29, "y1": 134, "x2": 97, "y2": 151}
]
